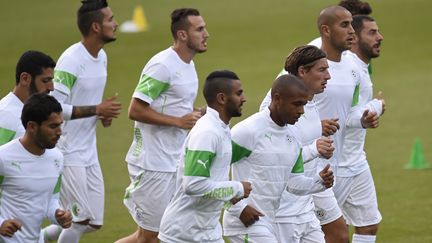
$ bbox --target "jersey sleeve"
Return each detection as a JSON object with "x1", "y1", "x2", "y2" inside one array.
[
  {"x1": 259, "y1": 89, "x2": 272, "y2": 112},
  {"x1": 132, "y1": 63, "x2": 171, "y2": 104},
  {"x1": 231, "y1": 123, "x2": 254, "y2": 164},
  {"x1": 182, "y1": 130, "x2": 244, "y2": 201},
  {"x1": 51, "y1": 57, "x2": 80, "y2": 120},
  {"x1": 286, "y1": 148, "x2": 326, "y2": 195},
  {"x1": 46, "y1": 175, "x2": 62, "y2": 224},
  {"x1": 0, "y1": 112, "x2": 20, "y2": 145},
  {"x1": 302, "y1": 139, "x2": 320, "y2": 163}
]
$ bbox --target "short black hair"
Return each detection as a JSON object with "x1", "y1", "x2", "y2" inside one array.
[
  {"x1": 338, "y1": 0, "x2": 372, "y2": 16},
  {"x1": 15, "y1": 50, "x2": 56, "y2": 85},
  {"x1": 271, "y1": 74, "x2": 308, "y2": 99},
  {"x1": 203, "y1": 70, "x2": 239, "y2": 105},
  {"x1": 21, "y1": 93, "x2": 62, "y2": 128},
  {"x1": 170, "y1": 8, "x2": 200, "y2": 39},
  {"x1": 352, "y1": 15, "x2": 375, "y2": 33},
  {"x1": 285, "y1": 45, "x2": 326, "y2": 76},
  {"x1": 77, "y1": 0, "x2": 109, "y2": 36}
]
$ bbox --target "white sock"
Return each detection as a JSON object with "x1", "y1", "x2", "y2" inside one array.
[
  {"x1": 57, "y1": 223, "x2": 87, "y2": 243},
  {"x1": 352, "y1": 233, "x2": 376, "y2": 243},
  {"x1": 41, "y1": 224, "x2": 62, "y2": 242}
]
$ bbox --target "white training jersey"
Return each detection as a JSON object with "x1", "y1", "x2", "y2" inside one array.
[
  {"x1": 259, "y1": 70, "x2": 328, "y2": 223},
  {"x1": 339, "y1": 51, "x2": 383, "y2": 177},
  {"x1": 51, "y1": 42, "x2": 107, "y2": 167},
  {"x1": 0, "y1": 139, "x2": 63, "y2": 242},
  {"x1": 159, "y1": 107, "x2": 243, "y2": 243},
  {"x1": 309, "y1": 37, "x2": 322, "y2": 48},
  {"x1": 276, "y1": 102, "x2": 325, "y2": 224},
  {"x1": 125, "y1": 47, "x2": 199, "y2": 172},
  {"x1": 0, "y1": 93, "x2": 25, "y2": 146},
  {"x1": 312, "y1": 55, "x2": 362, "y2": 176},
  {"x1": 223, "y1": 108, "x2": 326, "y2": 236}
]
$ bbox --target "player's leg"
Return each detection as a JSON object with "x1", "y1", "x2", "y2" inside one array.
[
  {"x1": 275, "y1": 222, "x2": 303, "y2": 243},
  {"x1": 57, "y1": 166, "x2": 95, "y2": 243},
  {"x1": 340, "y1": 169, "x2": 381, "y2": 243},
  {"x1": 118, "y1": 166, "x2": 176, "y2": 243},
  {"x1": 226, "y1": 226, "x2": 279, "y2": 243},
  {"x1": 86, "y1": 163, "x2": 105, "y2": 232},
  {"x1": 313, "y1": 188, "x2": 349, "y2": 243},
  {"x1": 301, "y1": 218, "x2": 325, "y2": 243}
]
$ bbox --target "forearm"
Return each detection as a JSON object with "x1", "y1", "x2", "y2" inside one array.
[
  {"x1": 71, "y1": 106, "x2": 97, "y2": 119},
  {"x1": 286, "y1": 173, "x2": 326, "y2": 195},
  {"x1": 183, "y1": 176, "x2": 244, "y2": 201},
  {"x1": 346, "y1": 104, "x2": 365, "y2": 128},
  {"x1": 302, "y1": 140, "x2": 320, "y2": 163},
  {"x1": 128, "y1": 98, "x2": 181, "y2": 127},
  {"x1": 46, "y1": 198, "x2": 60, "y2": 224},
  {"x1": 51, "y1": 89, "x2": 73, "y2": 120}
]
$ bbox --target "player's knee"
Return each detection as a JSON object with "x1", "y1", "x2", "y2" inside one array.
[
  {"x1": 136, "y1": 228, "x2": 158, "y2": 243},
  {"x1": 74, "y1": 219, "x2": 90, "y2": 225},
  {"x1": 88, "y1": 224, "x2": 102, "y2": 232},
  {"x1": 355, "y1": 224, "x2": 379, "y2": 235}
]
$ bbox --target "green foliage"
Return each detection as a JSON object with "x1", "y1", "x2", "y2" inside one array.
[{"x1": 1, "y1": 0, "x2": 431, "y2": 242}]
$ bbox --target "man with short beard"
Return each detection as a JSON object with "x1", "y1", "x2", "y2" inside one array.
[
  {"x1": 0, "y1": 50, "x2": 55, "y2": 146},
  {"x1": 0, "y1": 93, "x2": 72, "y2": 242},
  {"x1": 335, "y1": 15, "x2": 385, "y2": 243},
  {"x1": 43, "y1": 0, "x2": 122, "y2": 242},
  {"x1": 117, "y1": 7, "x2": 209, "y2": 243},
  {"x1": 159, "y1": 70, "x2": 250, "y2": 243}
]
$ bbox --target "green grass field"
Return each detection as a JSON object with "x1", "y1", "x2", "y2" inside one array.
[{"x1": 1, "y1": 0, "x2": 431, "y2": 242}]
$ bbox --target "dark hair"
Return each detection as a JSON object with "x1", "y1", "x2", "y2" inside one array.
[
  {"x1": 15, "y1": 50, "x2": 56, "y2": 85},
  {"x1": 77, "y1": 0, "x2": 108, "y2": 36},
  {"x1": 352, "y1": 15, "x2": 375, "y2": 33},
  {"x1": 170, "y1": 8, "x2": 200, "y2": 39},
  {"x1": 203, "y1": 70, "x2": 239, "y2": 105},
  {"x1": 338, "y1": 0, "x2": 372, "y2": 16},
  {"x1": 285, "y1": 45, "x2": 327, "y2": 76},
  {"x1": 271, "y1": 74, "x2": 308, "y2": 98},
  {"x1": 21, "y1": 93, "x2": 62, "y2": 128}
]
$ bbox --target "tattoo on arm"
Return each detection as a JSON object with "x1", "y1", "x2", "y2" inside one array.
[{"x1": 71, "y1": 106, "x2": 97, "y2": 119}]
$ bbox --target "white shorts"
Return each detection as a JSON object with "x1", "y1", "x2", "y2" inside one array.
[
  {"x1": 226, "y1": 226, "x2": 278, "y2": 243},
  {"x1": 313, "y1": 188, "x2": 343, "y2": 225},
  {"x1": 275, "y1": 218, "x2": 324, "y2": 243},
  {"x1": 332, "y1": 169, "x2": 382, "y2": 227},
  {"x1": 124, "y1": 164, "x2": 176, "y2": 232},
  {"x1": 60, "y1": 164, "x2": 105, "y2": 225}
]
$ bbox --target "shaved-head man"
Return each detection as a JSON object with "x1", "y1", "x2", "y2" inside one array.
[
  {"x1": 223, "y1": 74, "x2": 334, "y2": 243},
  {"x1": 311, "y1": 5, "x2": 379, "y2": 243}
]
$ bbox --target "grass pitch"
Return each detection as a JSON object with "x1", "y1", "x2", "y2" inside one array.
[{"x1": 0, "y1": 0, "x2": 431, "y2": 242}]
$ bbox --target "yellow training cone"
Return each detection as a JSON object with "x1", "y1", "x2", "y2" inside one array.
[{"x1": 119, "y1": 5, "x2": 149, "y2": 33}]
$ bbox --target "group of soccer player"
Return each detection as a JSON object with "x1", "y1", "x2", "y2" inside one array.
[{"x1": 0, "y1": 0, "x2": 386, "y2": 242}]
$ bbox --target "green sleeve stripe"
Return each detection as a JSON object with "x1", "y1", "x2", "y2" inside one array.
[
  {"x1": 291, "y1": 149, "x2": 304, "y2": 173},
  {"x1": 0, "y1": 127, "x2": 16, "y2": 145},
  {"x1": 231, "y1": 141, "x2": 252, "y2": 163},
  {"x1": 53, "y1": 175, "x2": 62, "y2": 194},
  {"x1": 135, "y1": 74, "x2": 169, "y2": 100},
  {"x1": 244, "y1": 233, "x2": 249, "y2": 243},
  {"x1": 184, "y1": 149, "x2": 216, "y2": 177},
  {"x1": 0, "y1": 175, "x2": 4, "y2": 186},
  {"x1": 351, "y1": 84, "x2": 360, "y2": 107},
  {"x1": 54, "y1": 70, "x2": 77, "y2": 90}
]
